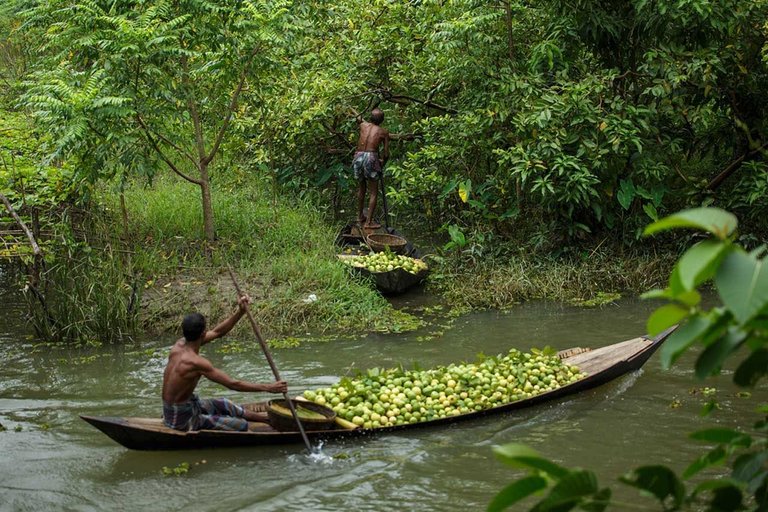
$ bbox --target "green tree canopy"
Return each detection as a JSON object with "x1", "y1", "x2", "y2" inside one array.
[{"x1": 23, "y1": 0, "x2": 290, "y2": 241}]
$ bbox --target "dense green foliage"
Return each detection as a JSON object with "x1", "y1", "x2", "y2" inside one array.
[
  {"x1": 0, "y1": 2, "x2": 766, "y2": 508},
  {"x1": 490, "y1": 208, "x2": 768, "y2": 511},
  {"x1": 244, "y1": 0, "x2": 768, "y2": 251},
  {"x1": 2, "y1": 1, "x2": 768, "y2": 326},
  {"x1": 6, "y1": 0, "x2": 766, "y2": 253}
]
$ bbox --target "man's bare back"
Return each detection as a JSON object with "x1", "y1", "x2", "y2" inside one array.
[
  {"x1": 356, "y1": 121, "x2": 388, "y2": 154},
  {"x1": 161, "y1": 339, "x2": 209, "y2": 404},
  {"x1": 353, "y1": 108, "x2": 390, "y2": 228}
]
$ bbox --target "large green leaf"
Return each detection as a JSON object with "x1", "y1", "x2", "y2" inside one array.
[
  {"x1": 695, "y1": 329, "x2": 747, "y2": 379},
  {"x1": 617, "y1": 179, "x2": 635, "y2": 210},
  {"x1": 690, "y1": 428, "x2": 751, "y2": 446},
  {"x1": 732, "y1": 452, "x2": 768, "y2": 494},
  {"x1": 715, "y1": 250, "x2": 768, "y2": 325},
  {"x1": 733, "y1": 348, "x2": 768, "y2": 387},
  {"x1": 676, "y1": 240, "x2": 729, "y2": 291},
  {"x1": 691, "y1": 479, "x2": 745, "y2": 510},
  {"x1": 493, "y1": 444, "x2": 569, "y2": 479},
  {"x1": 683, "y1": 445, "x2": 727, "y2": 479},
  {"x1": 709, "y1": 484, "x2": 745, "y2": 511},
  {"x1": 620, "y1": 465, "x2": 685, "y2": 508},
  {"x1": 660, "y1": 315, "x2": 713, "y2": 369},
  {"x1": 580, "y1": 487, "x2": 611, "y2": 512},
  {"x1": 487, "y1": 475, "x2": 548, "y2": 512},
  {"x1": 644, "y1": 207, "x2": 737, "y2": 239},
  {"x1": 647, "y1": 304, "x2": 689, "y2": 336},
  {"x1": 532, "y1": 470, "x2": 599, "y2": 511}
]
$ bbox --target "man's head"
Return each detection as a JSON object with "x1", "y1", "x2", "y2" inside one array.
[
  {"x1": 181, "y1": 313, "x2": 206, "y2": 342},
  {"x1": 371, "y1": 108, "x2": 384, "y2": 125}
]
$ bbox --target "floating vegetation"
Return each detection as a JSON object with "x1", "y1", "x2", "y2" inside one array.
[
  {"x1": 569, "y1": 292, "x2": 622, "y2": 307},
  {"x1": 269, "y1": 337, "x2": 302, "y2": 349},
  {"x1": 700, "y1": 399, "x2": 721, "y2": 417},
  {"x1": 216, "y1": 340, "x2": 250, "y2": 354},
  {"x1": 689, "y1": 387, "x2": 717, "y2": 396},
  {"x1": 372, "y1": 310, "x2": 424, "y2": 333},
  {"x1": 161, "y1": 462, "x2": 190, "y2": 477},
  {"x1": 59, "y1": 355, "x2": 100, "y2": 365}
]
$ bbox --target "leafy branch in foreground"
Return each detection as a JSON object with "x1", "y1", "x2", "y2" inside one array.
[{"x1": 489, "y1": 207, "x2": 768, "y2": 511}]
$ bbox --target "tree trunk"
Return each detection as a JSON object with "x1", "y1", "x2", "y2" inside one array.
[
  {"x1": 199, "y1": 166, "x2": 215, "y2": 243},
  {"x1": 504, "y1": 0, "x2": 514, "y2": 60}
]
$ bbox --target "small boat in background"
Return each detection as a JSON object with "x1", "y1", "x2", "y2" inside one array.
[{"x1": 335, "y1": 222, "x2": 429, "y2": 295}]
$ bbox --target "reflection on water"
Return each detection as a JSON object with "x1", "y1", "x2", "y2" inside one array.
[{"x1": 0, "y1": 276, "x2": 765, "y2": 511}]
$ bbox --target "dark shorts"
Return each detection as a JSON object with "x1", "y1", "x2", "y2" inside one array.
[
  {"x1": 162, "y1": 394, "x2": 249, "y2": 432},
  {"x1": 352, "y1": 151, "x2": 382, "y2": 181}
]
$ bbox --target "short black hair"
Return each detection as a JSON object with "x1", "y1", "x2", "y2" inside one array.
[
  {"x1": 181, "y1": 313, "x2": 206, "y2": 342},
  {"x1": 371, "y1": 108, "x2": 384, "y2": 125}
]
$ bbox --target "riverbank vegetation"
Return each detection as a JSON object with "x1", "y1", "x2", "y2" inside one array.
[
  {"x1": 1, "y1": 0, "x2": 767, "y2": 342},
  {"x1": 12, "y1": 172, "x2": 404, "y2": 342}
]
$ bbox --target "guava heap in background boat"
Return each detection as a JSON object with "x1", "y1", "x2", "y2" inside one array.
[{"x1": 335, "y1": 223, "x2": 428, "y2": 295}]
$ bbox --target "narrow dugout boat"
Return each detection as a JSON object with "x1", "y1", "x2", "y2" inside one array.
[
  {"x1": 81, "y1": 327, "x2": 676, "y2": 451},
  {"x1": 335, "y1": 223, "x2": 428, "y2": 295}
]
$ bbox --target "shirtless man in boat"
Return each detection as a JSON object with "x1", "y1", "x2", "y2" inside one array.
[
  {"x1": 162, "y1": 295, "x2": 288, "y2": 432},
  {"x1": 353, "y1": 107, "x2": 390, "y2": 229}
]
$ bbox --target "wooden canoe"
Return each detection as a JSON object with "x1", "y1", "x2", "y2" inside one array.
[
  {"x1": 81, "y1": 327, "x2": 676, "y2": 451},
  {"x1": 337, "y1": 254, "x2": 429, "y2": 295},
  {"x1": 335, "y1": 223, "x2": 428, "y2": 295}
]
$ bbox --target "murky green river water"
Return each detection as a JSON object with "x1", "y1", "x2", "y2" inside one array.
[{"x1": 0, "y1": 264, "x2": 763, "y2": 511}]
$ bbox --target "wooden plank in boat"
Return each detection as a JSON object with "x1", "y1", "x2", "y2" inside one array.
[{"x1": 564, "y1": 336, "x2": 651, "y2": 375}]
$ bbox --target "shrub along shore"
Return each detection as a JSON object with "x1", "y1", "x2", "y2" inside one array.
[
  {"x1": 65, "y1": 176, "x2": 672, "y2": 343},
  {"x1": 4, "y1": 168, "x2": 676, "y2": 345}
]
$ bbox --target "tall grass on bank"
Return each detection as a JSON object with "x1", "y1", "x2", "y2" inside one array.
[
  {"x1": 429, "y1": 249, "x2": 676, "y2": 310},
  {"x1": 109, "y1": 177, "x2": 394, "y2": 337},
  {"x1": 26, "y1": 232, "x2": 138, "y2": 344}
]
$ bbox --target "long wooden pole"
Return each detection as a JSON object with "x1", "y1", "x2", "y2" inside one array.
[
  {"x1": 227, "y1": 267, "x2": 313, "y2": 452},
  {"x1": 379, "y1": 168, "x2": 390, "y2": 231}
]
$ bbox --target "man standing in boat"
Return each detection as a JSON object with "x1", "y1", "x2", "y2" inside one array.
[
  {"x1": 161, "y1": 295, "x2": 288, "y2": 432},
  {"x1": 353, "y1": 107, "x2": 390, "y2": 229}
]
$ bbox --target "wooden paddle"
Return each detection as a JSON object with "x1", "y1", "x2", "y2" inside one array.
[{"x1": 227, "y1": 267, "x2": 313, "y2": 453}]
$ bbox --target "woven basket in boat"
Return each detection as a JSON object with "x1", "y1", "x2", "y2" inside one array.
[{"x1": 366, "y1": 233, "x2": 408, "y2": 254}]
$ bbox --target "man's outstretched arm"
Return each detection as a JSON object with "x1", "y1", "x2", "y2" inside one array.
[
  {"x1": 202, "y1": 363, "x2": 288, "y2": 394},
  {"x1": 202, "y1": 295, "x2": 250, "y2": 345}
]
